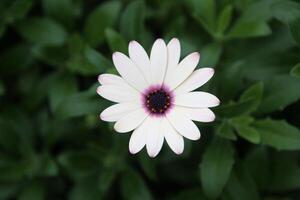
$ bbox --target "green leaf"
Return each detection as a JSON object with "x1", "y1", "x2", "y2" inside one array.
[
  {"x1": 84, "y1": 1, "x2": 121, "y2": 47},
  {"x1": 48, "y1": 73, "x2": 78, "y2": 113},
  {"x1": 15, "y1": 17, "x2": 67, "y2": 46},
  {"x1": 271, "y1": 0, "x2": 300, "y2": 24},
  {"x1": 244, "y1": 147, "x2": 271, "y2": 190},
  {"x1": 42, "y1": 0, "x2": 80, "y2": 27},
  {"x1": 200, "y1": 137, "x2": 235, "y2": 199},
  {"x1": 199, "y1": 43, "x2": 222, "y2": 68},
  {"x1": 190, "y1": 0, "x2": 216, "y2": 33},
  {"x1": 233, "y1": 124, "x2": 261, "y2": 144},
  {"x1": 267, "y1": 153, "x2": 300, "y2": 191},
  {"x1": 224, "y1": 164, "x2": 260, "y2": 200},
  {"x1": 290, "y1": 62, "x2": 300, "y2": 78},
  {"x1": 66, "y1": 35, "x2": 113, "y2": 75},
  {"x1": 120, "y1": 0, "x2": 145, "y2": 40},
  {"x1": 253, "y1": 119, "x2": 300, "y2": 150},
  {"x1": 217, "y1": 5, "x2": 233, "y2": 34},
  {"x1": 227, "y1": 21, "x2": 271, "y2": 39},
  {"x1": 216, "y1": 82, "x2": 263, "y2": 117},
  {"x1": 58, "y1": 151, "x2": 99, "y2": 179},
  {"x1": 258, "y1": 75, "x2": 300, "y2": 114},
  {"x1": 105, "y1": 28, "x2": 127, "y2": 53},
  {"x1": 69, "y1": 178, "x2": 102, "y2": 200},
  {"x1": 121, "y1": 169, "x2": 152, "y2": 200},
  {"x1": 216, "y1": 121, "x2": 237, "y2": 140},
  {"x1": 289, "y1": 17, "x2": 300, "y2": 45},
  {"x1": 18, "y1": 182, "x2": 45, "y2": 200},
  {"x1": 2, "y1": 0, "x2": 33, "y2": 24}
]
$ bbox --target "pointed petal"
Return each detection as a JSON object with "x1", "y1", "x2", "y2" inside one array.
[
  {"x1": 146, "y1": 118, "x2": 164, "y2": 157},
  {"x1": 165, "y1": 52, "x2": 200, "y2": 90},
  {"x1": 150, "y1": 39, "x2": 167, "y2": 85},
  {"x1": 97, "y1": 84, "x2": 140, "y2": 103},
  {"x1": 113, "y1": 52, "x2": 148, "y2": 91},
  {"x1": 128, "y1": 41, "x2": 151, "y2": 83},
  {"x1": 163, "y1": 121, "x2": 184, "y2": 154},
  {"x1": 100, "y1": 102, "x2": 141, "y2": 122},
  {"x1": 166, "y1": 107, "x2": 201, "y2": 140},
  {"x1": 175, "y1": 106, "x2": 216, "y2": 122},
  {"x1": 114, "y1": 108, "x2": 148, "y2": 133},
  {"x1": 98, "y1": 74, "x2": 124, "y2": 85},
  {"x1": 164, "y1": 38, "x2": 181, "y2": 83},
  {"x1": 174, "y1": 68, "x2": 214, "y2": 95},
  {"x1": 129, "y1": 121, "x2": 147, "y2": 154},
  {"x1": 175, "y1": 92, "x2": 220, "y2": 108}
]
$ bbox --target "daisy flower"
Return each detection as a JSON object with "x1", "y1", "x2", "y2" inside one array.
[{"x1": 97, "y1": 38, "x2": 220, "y2": 157}]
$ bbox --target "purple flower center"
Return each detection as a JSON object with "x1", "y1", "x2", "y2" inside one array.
[{"x1": 143, "y1": 85, "x2": 173, "y2": 116}]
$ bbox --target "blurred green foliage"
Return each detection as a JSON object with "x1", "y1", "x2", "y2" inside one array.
[{"x1": 0, "y1": 0, "x2": 300, "y2": 199}]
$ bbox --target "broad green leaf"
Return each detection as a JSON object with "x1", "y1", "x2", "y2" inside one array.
[
  {"x1": 48, "y1": 73, "x2": 78, "y2": 113},
  {"x1": 0, "y1": 183, "x2": 19, "y2": 199},
  {"x1": 66, "y1": 35, "x2": 113, "y2": 75},
  {"x1": 216, "y1": 82, "x2": 263, "y2": 117},
  {"x1": 120, "y1": 0, "x2": 145, "y2": 40},
  {"x1": 121, "y1": 169, "x2": 152, "y2": 200},
  {"x1": 258, "y1": 75, "x2": 300, "y2": 114},
  {"x1": 105, "y1": 28, "x2": 127, "y2": 53},
  {"x1": 267, "y1": 153, "x2": 300, "y2": 191},
  {"x1": 84, "y1": 1, "x2": 121, "y2": 47},
  {"x1": 229, "y1": 116, "x2": 261, "y2": 144},
  {"x1": 244, "y1": 147, "x2": 271, "y2": 190},
  {"x1": 199, "y1": 43, "x2": 222, "y2": 68},
  {"x1": 1, "y1": 0, "x2": 33, "y2": 24},
  {"x1": 18, "y1": 182, "x2": 45, "y2": 200},
  {"x1": 15, "y1": 17, "x2": 67, "y2": 46},
  {"x1": 98, "y1": 167, "x2": 117, "y2": 193},
  {"x1": 271, "y1": 0, "x2": 300, "y2": 24},
  {"x1": 200, "y1": 137, "x2": 235, "y2": 199},
  {"x1": 224, "y1": 164, "x2": 260, "y2": 200},
  {"x1": 69, "y1": 178, "x2": 103, "y2": 200},
  {"x1": 31, "y1": 45, "x2": 68, "y2": 67},
  {"x1": 58, "y1": 151, "x2": 100, "y2": 179},
  {"x1": 227, "y1": 21, "x2": 271, "y2": 39},
  {"x1": 189, "y1": 0, "x2": 216, "y2": 33},
  {"x1": 289, "y1": 17, "x2": 300, "y2": 45},
  {"x1": 216, "y1": 121, "x2": 237, "y2": 140},
  {"x1": 253, "y1": 119, "x2": 300, "y2": 150},
  {"x1": 217, "y1": 5, "x2": 233, "y2": 34},
  {"x1": 42, "y1": 0, "x2": 80, "y2": 27},
  {"x1": 290, "y1": 62, "x2": 300, "y2": 78}
]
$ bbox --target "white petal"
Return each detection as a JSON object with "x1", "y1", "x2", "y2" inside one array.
[
  {"x1": 98, "y1": 74, "x2": 124, "y2": 85},
  {"x1": 114, "y1": 108, "x2": 148, "y2": 133},
  {"x1": 129, "y1": 121, "x2": 147, "y2": 154},
  {"x1": 100, "y1": 102, "x2": 141, "y2": 122},
  {"x1": 150, "y1": 39, "x2": 167, "y2": 85},
  {"x1": 112, "y1": 52, "x2": 148, "y2": 91},
  {"x1": 175, "y1": 106, "x2": 216, "y2": 122},
  {"x1": 175, "y1": 92, "x2": 220, "y2": 108},
  {"x1": 128, "y1": 41, "x2": 151, "y2": 83},
  {"x1": 174, "y1": 68, "x2": 214, "y2": 95},
  {"x1": 163, "y1": 121, "x2": 184, "y2": 154},
  {"x1": 165, "y1": 52, "x2": 200, "y2": 90},
  {"x1": 146, "y1": 118, "x2": 164, "y2": 157},
  {"x1": 166, "y1": 107, "x2": 201, "y2": 140},
  {"x1": 97, "y1": 84, "x2": 140, "y2": 103},
  {"x1": 164, "y1": 38, "x2": 181, "y2": 82}
]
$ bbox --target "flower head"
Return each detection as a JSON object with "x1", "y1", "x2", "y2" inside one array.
[{"x1": 97, "y1": 38, "x2": 220, "y2": 157}]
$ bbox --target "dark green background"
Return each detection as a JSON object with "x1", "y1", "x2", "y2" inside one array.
[{"x1": 1, "y1": 0, "x2": 300, "y2": 199}]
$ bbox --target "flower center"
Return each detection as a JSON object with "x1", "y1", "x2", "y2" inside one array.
[{"x1": 144, "y1": 87, "x2": 173, "y2": 115}]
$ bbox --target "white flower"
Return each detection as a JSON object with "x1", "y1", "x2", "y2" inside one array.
[{"x1": 97, "y1": 38, "x2": 220, "y2": 157}]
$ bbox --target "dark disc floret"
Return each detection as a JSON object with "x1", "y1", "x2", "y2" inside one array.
[{"x1": 144, "y1": 87, "x2": 173, "y2": 115}]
